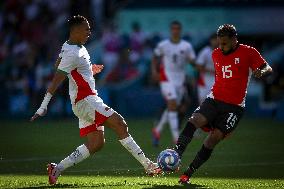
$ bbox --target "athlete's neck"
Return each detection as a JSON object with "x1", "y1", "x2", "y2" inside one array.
[
  {"x1": 68, "y1": 37, "x2": 82, "y2": 46},
  {"x1": 170, "y1": 37, "x2": 181, "y2": 44},
  {"x1": 222, "y1": 42, "x2": 239, "y2": 55}
]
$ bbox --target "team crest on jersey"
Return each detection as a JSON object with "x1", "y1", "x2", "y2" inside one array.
[{"x1": 235, "y1": 57, "x2": 240, "y2": 64}]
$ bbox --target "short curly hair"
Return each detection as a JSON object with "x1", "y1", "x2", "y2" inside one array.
[
  {"x1": 217, "y1": 24, "x2": 237, "y2": 37},
  {"x1": 170, "y1": 20, "x2": 182, "y2": 28},
  {"x1": 67, "y1": 15, "x2": 88, "y2": 30}
]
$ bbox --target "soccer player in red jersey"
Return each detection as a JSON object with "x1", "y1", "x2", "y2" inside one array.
[{"x1": 173, "y1": 24, "x2": 273, "y2": 184}]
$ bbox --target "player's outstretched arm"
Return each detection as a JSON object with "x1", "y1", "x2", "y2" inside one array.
[
  {"x1": 151, "y1": 55, "x2": 160, "y2": 82},
  {"x1": 30, "y1": 70, "x2": 66, "y2": 121},
  {"x1": 253, "y1": 63, "x2": 273, "y2": 78}
]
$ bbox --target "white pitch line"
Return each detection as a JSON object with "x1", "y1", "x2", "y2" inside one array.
[
  {"x1": 208, "y1": 161, "x2": 284, "y2": 167},
  {"x1": 66, "y1": 161, "x2": 284, "y2": 173},
  {"x1": 0, "y1": 157, "x2": 60, "y2": 163},
  {"x1": 0, "y1": 151, "x2": 281, "y2": 163},
  {"x1": 1, "y1": 156, "x2": 284, "y2": 173},
  {"x1": 67, "y1": 167, "x2": 145, "y2": 173}
]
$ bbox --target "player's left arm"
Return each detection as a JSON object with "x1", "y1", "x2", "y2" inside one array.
[
  {"x1": 92, "y1": 64, "x2": 104, "y2": 75},
  {"x1": 186, "y1": 43, "x2": 197, "y2": 67},
  {"x1": 250, "y1": 47, "x2": 273, "y2": 78},
  {"x1": 253, "y1": 63, "x2": 273, "y2": 78}
]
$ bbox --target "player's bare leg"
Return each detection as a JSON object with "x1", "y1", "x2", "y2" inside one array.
[
  {"x1": 167, "y1": 99, "x2": 179, "y2": 144},
  {"x1": 85, "y1": 130, "x2": 105, "y2": 154},
  {"x1": 175, "y1": 113, "x2": 208, "y2": 157},
  {"x1": 104, "y1": 112, "x2": 161, "y2": 175},
  {"x1": 152, "y1": 109, "x2": 168, "y2": 146},
  {"x1": 48, "y1": 130, "x2": 104, "y2": 185},
  {"x1": 178, "y1": 102, "x2": 188, "y2": 127},
  {"x1": 180, "y1": 128, "x2": 224, "y2": 184}
]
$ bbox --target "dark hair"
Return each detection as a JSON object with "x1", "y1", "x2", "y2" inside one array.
[
  {"x1": 209, "y1": 33, "x2": 217, "y2": 40},
  {"x1": 217, "y1": 24, "x2": 237, "y2": 37},
  {"x1": 170, "y1": 20, "x2": 182, "y2": 28},
  {"x1": 67, "y1": 15, "x2": 88, "y2": 30}
]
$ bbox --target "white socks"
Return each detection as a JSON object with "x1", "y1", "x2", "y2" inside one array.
[
  {"x1": 155, "y1": 109, "x2": 168, "y2": 133},
  {"x1": 168, "y1": 111, "x2": 179, "y2": 142},
  {"x1": 55, "y1": 136, "x2": 151, "y2": 173},
  {"x1": 119, "y1": 135, "x2": 149, "y2": 168},
  {"x1": 57, "y1": 144, "x2": 90, "y2": 172}
]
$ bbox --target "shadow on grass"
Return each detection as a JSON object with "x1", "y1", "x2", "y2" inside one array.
[
  {"x1": 20, "y1": 183, "x2": 82, "y2": 189},
  {"x1": 19, "y1": 183, "x2": 209, "y2": 189},
  {"x1": 142, "y1": 183, "x2": 209, "y2": 189}
]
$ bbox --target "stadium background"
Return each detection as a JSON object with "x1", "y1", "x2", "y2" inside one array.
[
  {"x1": 0, "y1": 0, "x2": 284, "y2": 119},
  {"x1": 0, "y1": 0, "x2": 284, "y2": 188}
]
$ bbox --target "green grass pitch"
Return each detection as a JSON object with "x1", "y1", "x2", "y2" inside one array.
[{"x1": 0, "y1": 118, "x2": 283, "y2": 188}]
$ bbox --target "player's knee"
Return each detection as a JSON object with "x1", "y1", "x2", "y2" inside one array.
[
  {"x1": 188, "y1": 113, "x2": 208, "y2": 128},
  {"x1": 204, "y1": 129, "x2": 224, "y2": 149},
  {"x1": 86, "y1": 139, "x2": 105, "y2": 154}
]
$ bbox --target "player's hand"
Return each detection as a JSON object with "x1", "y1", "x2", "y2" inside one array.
[
  {"x1": 30, "y1": 108, "x2": 47, "y2": 122},
  {"x1": 152, "y1": 72, "x2": 160, "y2": 82},
  {"x1": 253, "y1": 68, "x2": 263, "y2": 78},
  {"x1": 92, "y1": 64, "x2": 104, "y2": 75}
]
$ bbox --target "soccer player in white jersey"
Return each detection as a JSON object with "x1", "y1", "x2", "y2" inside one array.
[
  {"x1": 151, "y1": 21, "x2": 196, "y2": 146},
  {"x1": 196, "y1": 34, "x2": 218, "y2": 104},
  {"x1": 30, "y1": 15, "x2": 160, "y2": 185}
]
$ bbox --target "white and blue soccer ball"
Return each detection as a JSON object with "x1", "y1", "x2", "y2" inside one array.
[{"x1": 157, "y1": 149, "x2": 181, "y2": 172}]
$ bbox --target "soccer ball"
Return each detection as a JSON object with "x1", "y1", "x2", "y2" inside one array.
[{"x1": 157, "y1": 149, "x2": 181, "y2": 172}]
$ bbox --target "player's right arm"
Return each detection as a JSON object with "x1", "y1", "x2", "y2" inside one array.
[
  {"x1": 195, "y1": 48, "x2": 214, "y2": 74},
  {"x1": 30, "y1": 51, "x2": 76, "y2": 121},
  {"x1": 152, "y1": 42, "x2": 164, "y2": 82},
  {"x1": 151, "y1": 55, "x2": 160, "y2": 82},
  {"x1": 30, "y1": 70, "x2": 66, "y2": 121}
]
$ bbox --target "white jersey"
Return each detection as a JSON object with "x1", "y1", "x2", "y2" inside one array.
[
  {"x1": 57, "y1": 42, "x2": 97, "y2": 104},
  {"x1": 196, "y1": 46, "x2": 215, "y2": 74},
  {"x1": 196, "y1": 46, "x2": 215, "y2": 102},
  {"x1": 154, "y1": 39, "x2": 196, "y2": 85}
]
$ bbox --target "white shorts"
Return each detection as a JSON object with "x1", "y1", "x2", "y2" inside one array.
[
  {"x1": 72, "y1": 95, "x2": 115, "y2": 137},
  {"x1": 198, "y1": 86, "x2": 211, "y2": 104},
  {"x1": 160, "y1": 81, "x2": 185, "y2": 105}
]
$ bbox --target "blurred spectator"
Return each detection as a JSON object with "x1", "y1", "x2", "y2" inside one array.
[
  {"x1": 100, "y1": 24, "x2": 121, "y2": 79},
  {"x1": 106, "y1": 48, "x2": 139, "y2": 83},
  {"x1": 0, "y1": 0, "x2": 283, "y2": 118},
  {"x1": 129, "y1": 22, "x2": 146, "y2": 63}
]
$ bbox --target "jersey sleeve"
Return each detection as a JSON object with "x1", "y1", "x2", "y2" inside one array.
[
  {"x1": 211, "y1": 50, "x2": 217, "y2": 65},
  {"x1": 249, "y1": 47, "x2": 267, "y2": 71},
  {"x1": 186, "y1": 43, "x2": 196, "y2": 61},
  {"x1": 196, "y1": 48, "x2": 207, "y2": 66},
  {"x1": 57, "y1": 51, "x2": 78, "y2": 75},
  {"x1": 154, "y1": 42, "x2": 164, "y2": 57},
  {"x1": 58, "y1": 49, "x2": 64, "y2": 58}
]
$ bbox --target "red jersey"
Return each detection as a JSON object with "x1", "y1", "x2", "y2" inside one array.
[{"x1": 210, "y1": 44, "x2": 266, "y2": 107}]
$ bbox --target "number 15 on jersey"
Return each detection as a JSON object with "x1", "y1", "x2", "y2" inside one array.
[{"x1": 222, "y1": 65, "x2": 232, "y2": 78}]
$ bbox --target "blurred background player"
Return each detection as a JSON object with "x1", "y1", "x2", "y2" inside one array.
[
  {"x1": 196, "y1": 33, "x2": 218, "y2": 104},
  {"x1": 174, "y1": 24, "x2": 273, "y2": 184},
  {"x1": 194, "y1": 33, "x2": 218, "y2": 138},
  {"x1": 151, "y1": 21, "x2": 196, "y2": 146},
  {"x1": 30, "y1": 15, "x2": 160, "y2": 185}
]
